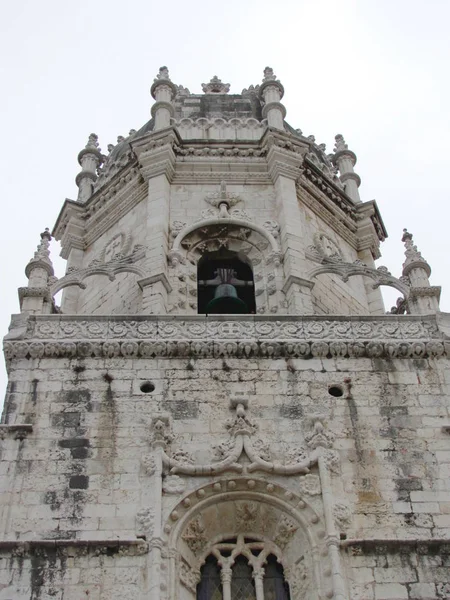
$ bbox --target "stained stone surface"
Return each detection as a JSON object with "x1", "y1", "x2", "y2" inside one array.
[{"x1": 2, "y1": 67, "x2": 449, "y2": 599}]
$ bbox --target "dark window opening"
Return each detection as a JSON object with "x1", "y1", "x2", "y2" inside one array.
[
  {"x1": 197, "y1": 556, "x2": 222, "y2": 600},
  {"x1": 263, "y1": 555, "x2": 290, "y2": 600},
  {"x1": 197, "y1": 251, "x2": 256, "y2": 315}
]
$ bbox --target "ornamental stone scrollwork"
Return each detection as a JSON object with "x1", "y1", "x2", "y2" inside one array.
[
  {"x1": 141, "y1": 454, "x2": 156, "y2": 476},
  {"x1": 182, "y1": 515, "x2": 207, "y2": 554},
  {"x1": 333, "y1": 501, "x2": 352, "y2": 530},
  {"x1": 299, "y1": 474, "x2": 321, "y2": 496},
  {"x1": 136, "y1": 507, "x2": 155, "y2": 538},
  {"x1": 180, "y1": 560, "x2": 200, "y2": 593},
  {"x1": 163, "y1": 475, "x2": 186, "y2": 495},
  {"x1": 205, "y1": 180, "x2": 241, "y2": 210},
  {"x1": 5, "y1": 314, "x2": 446, "y2": 361},
  {"x1": 202, "y1": 75, "x2": 230, "y2": 94}
]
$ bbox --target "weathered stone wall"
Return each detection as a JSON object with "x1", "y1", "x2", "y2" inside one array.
[{"x1": 1, "y1": 313, "x2": 450, "y2": 598}]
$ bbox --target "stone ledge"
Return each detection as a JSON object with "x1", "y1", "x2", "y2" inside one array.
[
  {"x1": 0, "y1": 538, "x2": 148, "y2": 558},
  {"x1": 342, "y1": 538, "x2": 450, "y2": 555},
  {"x1": 0, "y1": 424, "x2": 33, "y2": 439}
]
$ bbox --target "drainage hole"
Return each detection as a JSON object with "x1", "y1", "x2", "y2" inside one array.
[
  {"x1": 328, "y1": 385, "x2": 343, "y2": 397},
  {"x1": 140, "y1": 381, "x2": 155, "y2": 393}
]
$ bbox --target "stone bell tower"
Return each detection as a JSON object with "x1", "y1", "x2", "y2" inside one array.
[{"x1": 2, "y1": 67, "x2": 450, "y2": 600}]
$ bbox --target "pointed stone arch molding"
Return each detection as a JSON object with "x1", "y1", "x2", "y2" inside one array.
[
  {"x1": 164, "y1": 479, "x2": 333, "y2": 600},
  {"x1": 169, "y1": 217, "x2": 281, "y2": 266},
  {"x1": 307, "y1": 262, "x2": 411, "y2": 299}
]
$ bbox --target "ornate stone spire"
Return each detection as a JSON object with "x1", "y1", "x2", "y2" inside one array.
[
  {"x1": 20, "y1": 228, "x2": 55, "y2": 314},
  {"x1": 401, "y1": 229, "x2": 440, "y2": 314},
  {"x1": 331, "y1": 134, "x2": 361, "y2": 203},
  {"x1": 150, "y1": 66, "x2": 177, "y2": 131},
  {"x1": 401, "y1": 228, "x2": 431, "y2": 277},
  {"x1": 75, "y1": 133, "x2": 103, "y2": 203},
  {"x1": 201, "y1": 76, "x2": 230, "y2": 94},
  {"x1": 258, "y1": 66, "x2": 286, "y2": 130}
]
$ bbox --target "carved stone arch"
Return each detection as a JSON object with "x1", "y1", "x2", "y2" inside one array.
[
  {"x1": 50, "y1": 264, "x2": 147, "y2": 297},
  {"x1": 168, "y1": 219, "x2": 284, "y2": 314},
  {"x1": 164, "y1": 479, "x2": 332, "y2": 600},
  {"x1": 307, "y1": 264, "x2": 410, "y2": 300}
]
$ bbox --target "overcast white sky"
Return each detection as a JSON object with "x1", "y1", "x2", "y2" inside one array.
[{"x1": 1, "y1": 0, "x2": 449, "y2": 398}]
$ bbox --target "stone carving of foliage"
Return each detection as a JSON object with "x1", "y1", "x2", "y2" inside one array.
[
  {"x1": 236, "y1": 501, "x2": 259, "y2": 530},
  {"x1": 286, "y1": 446, "x2": 308, "y2": 465},
  {"x1": 171, "y1": 449, "x2": 194, "y2": 465},
  {"x1": 136, "y1": 507, "x2": 154, "y2": 537},
  {"x1": 333, "y1": 502, "x2": 352, "y2": 530},
  {"x1": 285, "y1": 557, "x2": 312, "y2": 598},
  {"x1": 180, "y1": 561, "x2": 199, "y2": 594},
  {"x1": 141, "y1": 454, "x2": 156, "y2": 476},
  {"x1": 182, "y1": 516, "x2": 207, "y2": 554},
  {"x1": 252, "y1": 438, "x2": 271, "y2": 462},
  {"x1": 274, "y1": 515, "x2": 298, "y2": 549},
  {"x1": 299, "y1": 474, "x2": 321, "y2": 496},
  {"x1": 323, "y1": 448, "x2": 341, "y2": 474},
  {"x1": 162, "y1": 475, "x2": 186, "y2": 495},
  {"x1": 212, "y1": 439, "x2": 235, "y2": 462}
]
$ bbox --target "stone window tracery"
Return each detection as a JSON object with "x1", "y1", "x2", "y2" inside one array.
[{"x1": 197, "y1": 536, "x2": 290, "y2": 600}]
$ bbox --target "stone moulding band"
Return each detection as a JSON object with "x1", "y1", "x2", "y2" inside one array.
[
  {"x1": 3, "y1": 338, "x2": 447, "y2": 360},
  {"x1": 3, "y1": 315, "x2": 447, "y2": 360},
  {"x1": 0, "y1": 539, "x2": 148, "y2": 558}
]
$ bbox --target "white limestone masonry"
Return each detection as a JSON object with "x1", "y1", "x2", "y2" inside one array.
[{"x1": 1, "y1": 67, "x2": 449, "y2": 599}]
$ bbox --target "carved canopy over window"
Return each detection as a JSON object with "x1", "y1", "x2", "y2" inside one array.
[{"x1": 197, "y1": 536, "x2": 289, "y2": 600}]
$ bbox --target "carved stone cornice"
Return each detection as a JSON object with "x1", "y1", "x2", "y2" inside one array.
[
  {"x1": 282, "y1": 275, "x2": 314, "y2": 295},
  {"x1": 18, "y1": 287, "x2": 51, "y2": 309},
  {"x1": 297, "y1": 185, "x2": 358, "y2": 249},
  {"x1": 409, "y1": 286, "x2": 441, "y2": 300},
  {"x1": 138, "y1": 273, "x2": 172, "y2": 294},
  {"x1": 3, "y1": 314, "x2": 447, "y2": 362},
  {"x1": 0, "y1": 424, "x2": 33, "y2": 440},
  {"x1": 52, "y1": 199, "x2": 86, "y2": 255},
  {"x1": 131, "y1": 127, "x2": 179, "y2": 182}
]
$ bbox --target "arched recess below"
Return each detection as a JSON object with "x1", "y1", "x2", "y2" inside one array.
[
  {"x1": 164, "y1": 479, "x2": 333, "y2": 600},
  {"x1": 307, "y1": 263, "x2": 410, "y2": 315}
]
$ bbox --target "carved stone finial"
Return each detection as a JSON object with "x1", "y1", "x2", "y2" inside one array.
[
  {"x1": 401, "y1": 227, "x2": 430, "y2": 277},
  {"x1": 40, "y1": 228, "x2": 52, "y2": 242},
  {"x1": 334, "y1": 134, "x2": 348, "y2": 152},
  {"x1": 117, "y1": 135, "x2": 125, "y2": 144},
  {"x1": 263, "y1": 66, "x2": 277, "y2": 82},
  {"x1": 155, "y1": 66, "x2": 170, "y2": 81},
  {"x1": 202, "y1": 75, "x2": 230, "y2": 94},
  {"x1": 401, "y1": 228, "x2": 413, "y2": 243},
  {"x1": 107, "y1": 144, "x2": 115, "y2": 153},
  {"x1": 86, "y1": 133, "x2": 99, "y2": 150},
  {"x1": 25, "y1": 227, "x2": 54, "y2": 281}
]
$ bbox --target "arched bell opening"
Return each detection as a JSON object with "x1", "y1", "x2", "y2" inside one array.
[{"x1": 197, "y1": 251, "x2": 256, "y2": 315}]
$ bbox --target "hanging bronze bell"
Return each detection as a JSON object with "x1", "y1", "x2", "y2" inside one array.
[{"x1": 205, "y1": 284, "x2": 248, "y2": 314}]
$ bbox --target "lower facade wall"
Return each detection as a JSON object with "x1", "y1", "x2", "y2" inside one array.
[
  {"x1": 345, "y1": 541, "x2": 450, "y2": 599},
  {"x1": 1, "y1": 330, "x2": 450, "y2": 598},
  {"x1": 0, "y1": 542, "x2": 147, "y2": 600}
]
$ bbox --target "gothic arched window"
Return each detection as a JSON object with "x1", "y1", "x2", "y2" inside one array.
[
  {"x1": 197, "y1": 251, "x2": 256, "y2": 315},
  {"x1": 196, "y1": 537, "x2": 290, "y2": 600}
]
